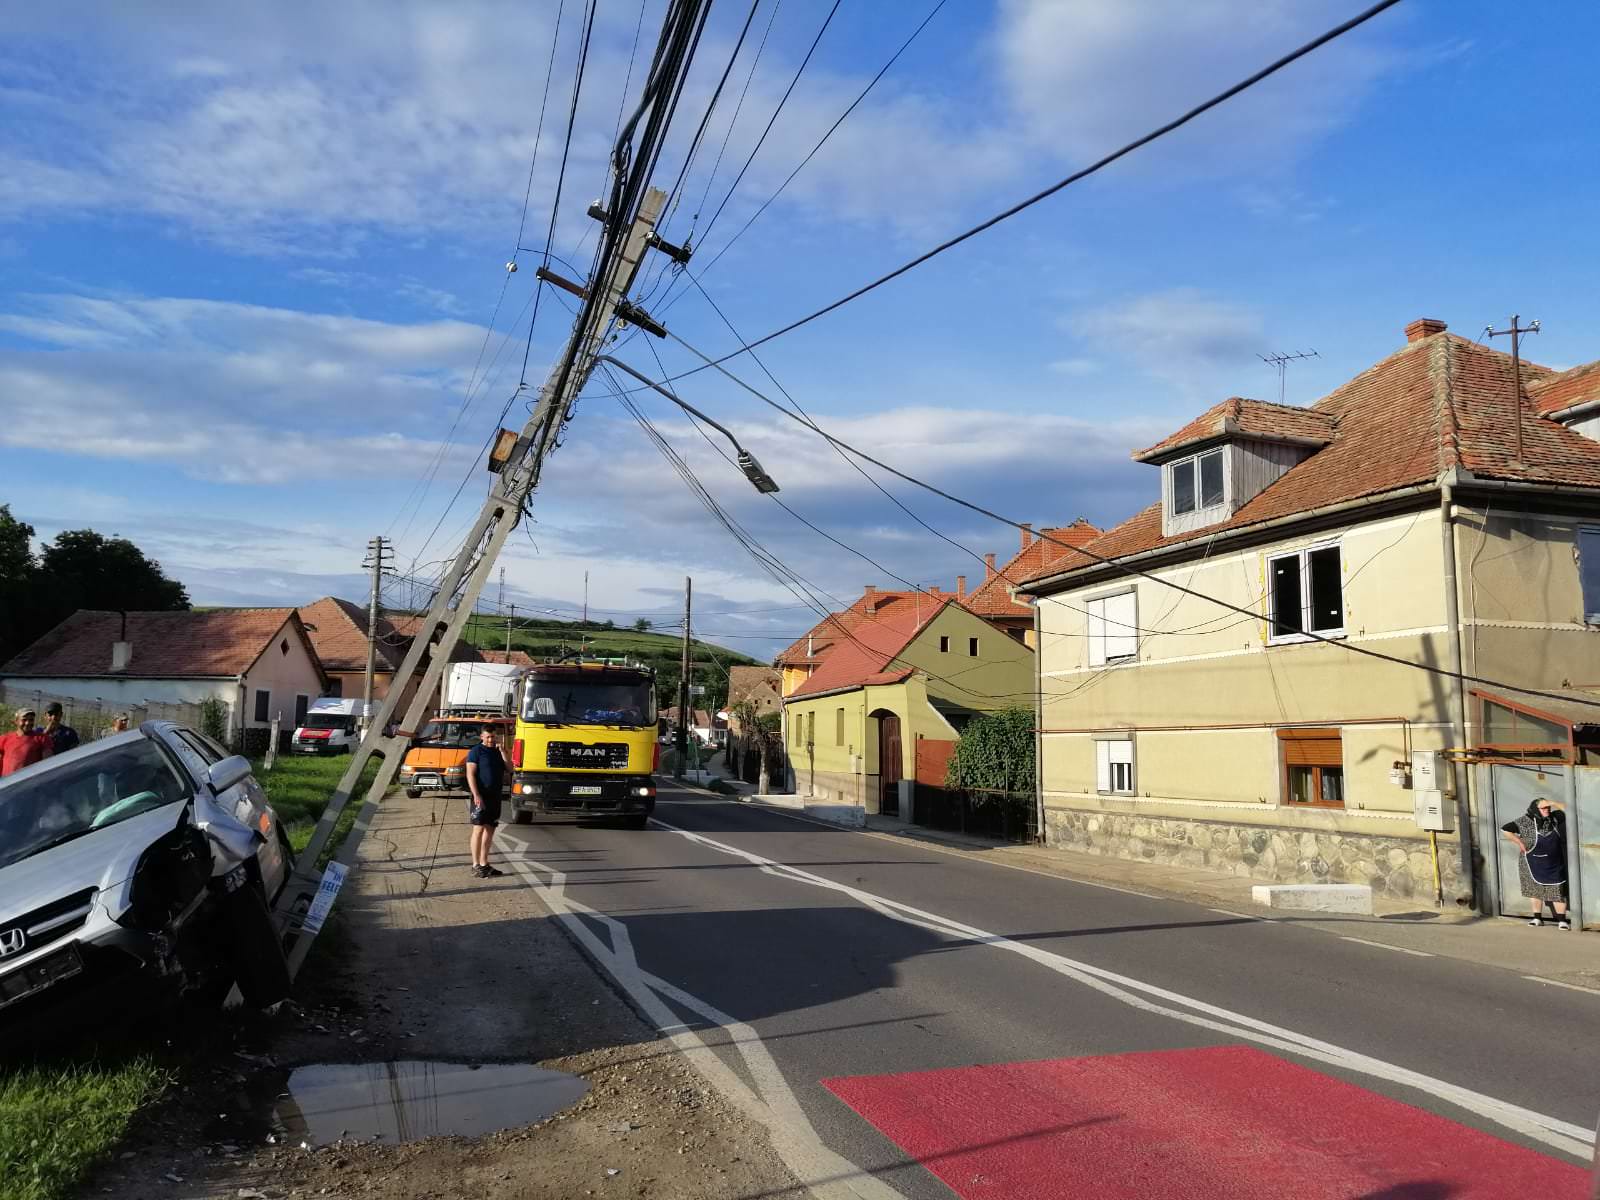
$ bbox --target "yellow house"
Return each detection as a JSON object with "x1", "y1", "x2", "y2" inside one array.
[
  {"x1": 782, "y1": 595, "x2": 1034, "y2": 815},
  {"x1": 1019, "y1": 318, "x2": 1600, "y2": 925}
]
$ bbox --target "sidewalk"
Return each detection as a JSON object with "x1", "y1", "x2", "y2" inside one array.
[{"x1": 849, "y1": 814, "x2": 1600, "y2": 993}]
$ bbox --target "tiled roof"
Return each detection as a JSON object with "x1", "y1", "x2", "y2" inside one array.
[
  {"x1": 1133, "y1": 397, "x2": 1337, "y2": 463},
  {"x1": 775, "y1": 590, "x2": 955, "y2": 668},
  {"x1": 2, "y1": 608, "x2": 314, "y2": 678},
  {"x1": 1530, "y1": 360, "x2": 1600, "y2": 417},
  {"x1": 476, "y1": 649, "x2": 537, "y2": 668},
  {"x1": 727, "y1": 665, "x2": 781, "y2": 706},
  {"x1": 298, "y1": 597, "x2": 405, "y2": 673},
  {"x1": 788, "y1": 600, "x2": 946, "y2": 699},
  {"x1": 961, "y1": 520, "x2": 1101, "y2": 618},
  {"x1": 1022, "y1": 328, "x2": 1600, "y2": 588}
]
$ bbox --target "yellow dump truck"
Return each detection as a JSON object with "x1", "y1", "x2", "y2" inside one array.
[{"x1": 509, "y1": 660, "x2": 659, "y2": 828}]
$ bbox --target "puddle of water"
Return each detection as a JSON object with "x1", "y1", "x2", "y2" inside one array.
[{"x1": 269, "y1": 1061, "x2": 589, "y2": 1146}]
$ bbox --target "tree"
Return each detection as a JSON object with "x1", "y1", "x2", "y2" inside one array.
[
  {"x1": 733, "y1": 701, "x2": 782, "y2": 794},
  {"x1": 0, "y1": 505, "x2": 41, "y2": 662},
  {"x1": 632, "y1": 618, "x2": 651, "y2": 633},
  {"x1": 946, "y1": 706, "x2": 1035, "y2": 794},
  {"x1": 38, "y1": 529, "x2": 190, "y2": 614}
]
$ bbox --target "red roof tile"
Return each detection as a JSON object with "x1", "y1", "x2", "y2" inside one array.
[
  {"x1": 3, "y1": 608, "x2": 316, "y2": 678},
  {"x1": 476, "y1": 649, "x2": 537, "y2": 668},
  {"x1": 1133, "y1": 397, "x2": 1337, "y2": 463},
  {"x1": 1530, "y1": 359, "x2": 1600, "y2": 417},
  {"x1": 775, "y1": 590, "x2": 954, "y2": 668},
  {"x1": 1022, "y1": 331, "x2": 1600, "y2": 588},
  {"x1": 788, "y1": 600, "x2": 947, "y2": 699},
  {"x1": 298, "y1": 597, "x2": 405, "y2": 673},
  {"x1": 728, "y1": 665, "x2": 781, "y2": 706},
  {"x1": 961, "y1": 520, "x2": 1101, "y2": 617}
]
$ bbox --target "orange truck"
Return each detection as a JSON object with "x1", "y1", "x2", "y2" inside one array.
[{"x1": 398, "y1": 715, "x2": 514, "y2": 799}]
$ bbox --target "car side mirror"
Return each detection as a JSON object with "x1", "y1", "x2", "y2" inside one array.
[{"x1": 207, "y1": 755, "x2": 253, "y2": 794}]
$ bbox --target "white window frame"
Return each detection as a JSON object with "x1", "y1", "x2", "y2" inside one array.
[
  {"x1": 1086, "y1": 589, "x2": 1138, "y2": 667},
  {"x1": 1168, "y1": 447, "x2": 1227, "y2": 519},
  {"x1": 1580, "y1": 527, "x2": 1600, "y2": 625},
  {"x1": 1095, "y1": 737, "x2": 1135, "y2": 796},
  {"x1": 1266, "y1": 541, "x2": 1346, "y2": 645}
]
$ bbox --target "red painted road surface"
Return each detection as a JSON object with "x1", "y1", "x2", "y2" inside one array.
[{"x1": 823, "y1": 1045, "x2": 1587, "y2": 1198}]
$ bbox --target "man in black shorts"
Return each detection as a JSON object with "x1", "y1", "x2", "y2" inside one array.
[{"x1": 464, "y1": 725, "x2": 507, "y2": 878}]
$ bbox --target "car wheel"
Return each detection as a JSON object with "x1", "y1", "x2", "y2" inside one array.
[
  {"x1": 406, "y1": 788, "x2": 422, "y2": 799},
  {"x1": 513, "y1": 810, "x2": 534, "y2": 825}
]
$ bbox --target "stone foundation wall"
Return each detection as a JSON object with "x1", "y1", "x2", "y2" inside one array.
[{"x1": 1043, "y1": 806, "x2": 1464, "y2": 901}]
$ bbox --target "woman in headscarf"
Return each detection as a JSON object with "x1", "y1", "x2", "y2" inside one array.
[{"x1": 1501, "y1": 796, "x2": 1571, "y2": 930}]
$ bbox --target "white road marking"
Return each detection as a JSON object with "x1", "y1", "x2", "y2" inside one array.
[
  {"x1": 1521, "y1": 975, "x2": 1600, "y2": 996},
  {"x1": 650, "y1": 818, "x2": 1595, "y2": 1161},
  {"x1": 499, "y1": 831, "x2": 903, "y2": 1200},
  {"x1": 1208, "y1": 907, "x2": 1263, "y2": 921},
  {"x1": 1339, "y1": 936, "x2": 1434, "y2": 957}
]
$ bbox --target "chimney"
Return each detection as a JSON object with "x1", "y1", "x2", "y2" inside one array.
[
  {"x1": 1405, "y1": 317, "x2": 1447, "y2": 344},
  {"x1": 1019, "y1": 523, "x2": 1033, "y2": 552},
  {"x1": 863, "y1": 584, "x2": 881, "y2": 615},
  {"x1": 111, "y1": 641, "x2": 132, "y2": 672},
  {"x1": 956, "y1": 575, "x2": 967, "y2": 598},
  {"x1": 984, "y1": 552, "x2": 997, "y2": 580}
]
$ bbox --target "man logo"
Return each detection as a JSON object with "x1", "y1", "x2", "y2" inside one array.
[{"x1": 0, "y1": 927, "x2": 24, "y2": 958}]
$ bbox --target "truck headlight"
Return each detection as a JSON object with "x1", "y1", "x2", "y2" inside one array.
[{"x1": 399, "y1": 765, "x2": 414, "y2": 776}]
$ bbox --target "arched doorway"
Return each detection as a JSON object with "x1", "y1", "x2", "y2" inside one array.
[{"x1": 875, "y1": 710, "x2": 902, "y2": 817}]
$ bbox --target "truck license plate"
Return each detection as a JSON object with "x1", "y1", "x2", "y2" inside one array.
[{"x1": 570, "y1": 785, "x2": 603, "y2": 796}]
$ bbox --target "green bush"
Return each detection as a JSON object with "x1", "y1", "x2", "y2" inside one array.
[{"x1": 946, "y1": 706, "x2": 1035, "y2": 795}]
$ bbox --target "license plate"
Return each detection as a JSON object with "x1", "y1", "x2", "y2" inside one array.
[
  {"x1": 415, "y1": 774, "x2": 442, "y2": 788},
  {"x1": 0, "y1": 943, "x2": 84, "y2": 1009},
  {"x1": 570, "y1": 785, "x2": 603, "y2": 796}
]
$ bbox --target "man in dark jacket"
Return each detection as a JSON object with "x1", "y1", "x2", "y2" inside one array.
[
  {"x1": 464, "y1": 725, "x2": 507, "y2": 879},
  {"x1": 42, "y1": 702, "x2": 79, "y2": 756}
]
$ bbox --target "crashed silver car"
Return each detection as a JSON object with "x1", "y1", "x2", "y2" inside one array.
[{"x1": 0, "y1": 722, "x2": 293, "y2": 1049}]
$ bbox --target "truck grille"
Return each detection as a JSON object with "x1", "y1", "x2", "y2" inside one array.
[{"x1": 545, "y1": 742, "x2": 629, "y2": 770}]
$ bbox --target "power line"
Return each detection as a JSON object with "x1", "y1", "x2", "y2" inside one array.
[
  {"x1": 644, "y1": 0, "x2": 1406, "y2": 386},
  {"x1": 653, "y1": 330, "x2": 1600, "y2": 712}
]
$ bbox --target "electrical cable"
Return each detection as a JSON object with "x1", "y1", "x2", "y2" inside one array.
[{"x1": 645, "y1": 0, "x2": 1407, "y2": 384}]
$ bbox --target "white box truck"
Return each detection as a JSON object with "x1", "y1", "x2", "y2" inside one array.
[
  {"x1": 291, "y1": 697, "x2": 374, "y2": 755},
  {"x1": 446, "y1": 662, "x2": 526, "y2": 715}
]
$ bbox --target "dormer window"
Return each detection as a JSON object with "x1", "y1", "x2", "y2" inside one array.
[{"x1": 1171, "y1": 448, "x2": 1225, "y2": 516}]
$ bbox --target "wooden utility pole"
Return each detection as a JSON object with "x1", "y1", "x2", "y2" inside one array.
[
  {"x1": 1486, "y1": 315, "x2": 1540, "y2": 463},
  {"x1": 360, "y1": 536, "x2": 391, "y2": 732},
  {"x1": 506, "y1": 603, "x2": 515, "y2": 654},
  {"x1": 278, "y1": 188, "x2": 672, "y2": 973},
  {"x1": 676, "y1": 576, "x2": 691, "y2": 780},
  {"x1": 582, "y1": 570, "x2": 589, "y2": 624}
]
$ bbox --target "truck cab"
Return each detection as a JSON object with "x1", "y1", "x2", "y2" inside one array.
[
  {"x1": 510, "y1": 661, "x2": 659, "y2": 828},
  {"x1": 399, "y1": 715, "x2": 514, "y2": 798},
  {"x1": 291, "y1": 697, "x2": 371, "y2": 755}
]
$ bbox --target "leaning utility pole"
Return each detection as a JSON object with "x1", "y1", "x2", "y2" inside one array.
[
  {"x1": 360, "y1": 536, "x2": 391, "y2": 732},
  {"x1": 1486, "y1": 315, "x2": 1540, "y2": 464},
  {"x1": 277, "y1": 187, "x2": 672, "y2": 973},
  {"x1": 676, "y1": 576, "x2": 691, "y2": 780}
]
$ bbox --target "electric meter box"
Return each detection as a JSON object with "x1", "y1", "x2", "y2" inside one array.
[
  {"x1": 1410, "y1": 750, "x2": 1451, "y2": 794},
  {"x1": 1413, "y1": 787, "x2": 1454, "y2": 832}
]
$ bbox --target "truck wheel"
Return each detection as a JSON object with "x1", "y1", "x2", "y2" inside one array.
[
  {"x1": 513, "y1": 810, "x2": 534, "y2": 825},
  {"x1": 406, "y1": 788, "x2": 422, "y2": 799}
]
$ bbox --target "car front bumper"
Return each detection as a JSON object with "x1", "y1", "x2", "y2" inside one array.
[{"x1": 510, "y1": 773, "x2": 656, "y2": 817}]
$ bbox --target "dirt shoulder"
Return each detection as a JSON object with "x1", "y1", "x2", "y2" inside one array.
[{"x1": 86, "y1": 789, "x2": 800, "y2": 1200}]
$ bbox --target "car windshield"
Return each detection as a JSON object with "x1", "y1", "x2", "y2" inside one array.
[
  {"x1": 304, "y1": 715, "x2": 352, "y2": 731},
  {"x1": 416, "y1": 721, "x2": 494, "y2": 746},
  {"x1": 0, "y1": 738, "x2": 190, "y2": 870},
  {"x1": 522, "y1": 676, "x2": 656, "y2": 727}
]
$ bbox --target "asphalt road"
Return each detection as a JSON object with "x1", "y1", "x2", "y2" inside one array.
[{"x1": 498, "y1": 787, "x2": 1599, "y2": 1199}]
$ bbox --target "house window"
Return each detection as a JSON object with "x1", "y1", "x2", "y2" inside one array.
[
  {"x1": 253, "y1": 689, "x2": 270, "y2": 723},
  {"x1": 1580, "y1": 528, "x2": 1600, "y2": 624},
  {"x1": 835, "y1": 707, "x2": 845, "y2": 745},
  {"x1": 295, "y1": 694, "x2": 310, "y2": 728},
  {"x1": 1095, "y1": 738, "x2": 1135, "y2": 795},
  {"x1": 966, "y1": 637, "x2": 978, "y2": 657},
  {"x1": 1279, "y1": 728, "x2": 1344, "y2": 807},
  {"x1": 1269, "y1": 544, "x2": 1343, "y2": 641},
  {"x1": 1170, "y1": 448, "x2": 1225, "y2": 516},
  {"x1": 326, "y1": 677, "x2": 343, "y2": 698},
  {"x1": 1086, "y1": 591, "x2": 1137, "y2": 667}
]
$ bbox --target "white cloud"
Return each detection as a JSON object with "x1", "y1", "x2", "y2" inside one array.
[
  {"x1": 1067, "y1": 288, "x2": 1264, "y2": 385},
  {"x1": 1048, "y1": 357, "x2": 1100, "y2": 377}
]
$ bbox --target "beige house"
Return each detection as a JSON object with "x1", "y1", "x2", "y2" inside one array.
[
  {"x1": 782, "y1": 595, "x2": 1033, "y2": 816},
  {"x1": 1019, "y1": 318, "x2": 1600, "y2": 927}
]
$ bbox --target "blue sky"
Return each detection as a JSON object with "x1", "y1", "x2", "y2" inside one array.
[{"x1": 2, "y1": 1, "x2": 1598, "y2": 658}]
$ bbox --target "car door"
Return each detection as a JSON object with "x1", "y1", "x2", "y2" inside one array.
[{"x1": 169, "y1": 728, "x2": 288, "y2": 900}]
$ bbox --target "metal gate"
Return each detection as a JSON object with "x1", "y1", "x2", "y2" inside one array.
[{"x1": 1487, "y1": 763, "x2": 1596, "y2": 929}]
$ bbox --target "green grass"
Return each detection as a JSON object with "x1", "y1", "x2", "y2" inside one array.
[
  {"x1": 0, "y1": 1059, "x2": 171, "y2": 1200},
  {"x1": 251, "y1": 751, "x2": 381, "y2": 860}
]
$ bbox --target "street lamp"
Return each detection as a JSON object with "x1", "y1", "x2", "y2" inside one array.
[{"x1": 594, "y1": 355, "x2": 779, "y2": 494}]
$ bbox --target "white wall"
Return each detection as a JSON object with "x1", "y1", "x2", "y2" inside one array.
[{"x1": 239, "y1": 618, "x2": 326, "y2": 729}]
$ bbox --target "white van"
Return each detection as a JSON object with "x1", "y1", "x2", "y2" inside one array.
[{"x1": 291, "y1": 697, "x2": 373, "y2": 755}]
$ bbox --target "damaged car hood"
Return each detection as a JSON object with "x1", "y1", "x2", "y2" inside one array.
[{"x1": 0, "y1": 801, "x2": 188, "y2": 925}]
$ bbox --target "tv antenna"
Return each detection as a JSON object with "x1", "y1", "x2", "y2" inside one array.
[{"x1": 1257, "y1": 349, "x2": 1319, "y2": 403}]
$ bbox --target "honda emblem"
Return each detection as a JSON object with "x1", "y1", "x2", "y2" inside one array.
[{"x1": 0, "y1": 927, "x2": 24, "y2": 958}]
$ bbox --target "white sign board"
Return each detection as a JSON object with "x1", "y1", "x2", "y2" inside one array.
[
  {"x1": 689, "y1": 685, "x2": 706, "y2": 696},
  {"x1": 302, "y1": 861, "x2": 350, "y2": 935}
]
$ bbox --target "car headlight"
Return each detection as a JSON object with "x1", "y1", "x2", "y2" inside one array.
[{"x1": 399, "y1": 765, "x2": 415, "y2": 776}]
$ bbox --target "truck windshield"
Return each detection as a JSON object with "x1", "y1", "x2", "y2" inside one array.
[
  {"x1": 304, "y1": 715, "x2": 352, "y2": 731},
  {"x1": 522, "y1": 677, "x2": 655, "y2": 727},
  {"x1": 416, "y1": 721, "x2": 493, "y2": 746}
]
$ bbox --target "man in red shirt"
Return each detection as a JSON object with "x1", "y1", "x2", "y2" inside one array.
[{"x1": 0, "y1": 708, "x2": 53, "y2": 777}]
